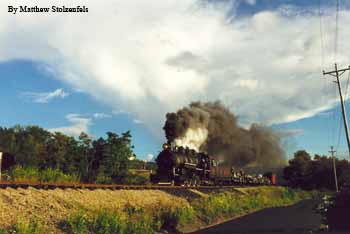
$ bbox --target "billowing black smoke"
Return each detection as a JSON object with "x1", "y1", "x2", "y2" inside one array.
[{"x1": 164, "y1": 101, "x2": 286, "y2": 168}]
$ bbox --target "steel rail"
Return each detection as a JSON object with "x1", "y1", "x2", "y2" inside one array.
[{"x1": 0, "y1": 181, "x2": 260, "y2": 190}]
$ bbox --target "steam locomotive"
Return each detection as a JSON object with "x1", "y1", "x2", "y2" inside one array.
[{"x1": 153, "y1": 143, "x2": 275, "y2": 186}]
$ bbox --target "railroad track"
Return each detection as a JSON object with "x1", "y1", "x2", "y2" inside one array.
[{"x1": 0, "y1": 181, "x2": 244, "y2": 190}]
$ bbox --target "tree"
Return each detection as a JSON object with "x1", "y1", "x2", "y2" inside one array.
[
  {"x1": 42, "y1": 132, "x2": 71, "y2": 170},
  {"x1": 77, "y1": 132, "x2": 94, "y2": 182},
  {"x1": 99, "y1": 131, "x2": 134, "y2": 183},
  {"x1": 284, "y1": 150, "x2": 350, "y2": 190},
  {"x1": 91, "y1": 137, "x2": 106, "y2": 181},
  {"x1": 0, "y1": 124, "x2": 136, "y2": 184},
  {"x1": 283, "y1": 150, "x2": 313, "y2": 188}
]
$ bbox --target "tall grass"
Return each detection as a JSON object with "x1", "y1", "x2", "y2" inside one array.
[
  {"x1": 39, "y1": 168, "x2": 79, "y2": 183},
  {"x1": 9, "y1": 166, "x2": 79, "y2": 183},
  {"x1": 9, "y1": 166, "x2": 40, "y2": 182},
  {"x1": 9, "y1": 219, "x2": 46, "y2": 234},
  {"x1": 191, "y1": 187, "x2": 317, "y2": 224},
  {"x1": 62, "y1": 205, "x2": 194, "y2": 234}
]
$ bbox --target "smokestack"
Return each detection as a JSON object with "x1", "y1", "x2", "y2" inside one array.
[{"x1": 163, "y1": 101, "x2": 286, "y2": 168}]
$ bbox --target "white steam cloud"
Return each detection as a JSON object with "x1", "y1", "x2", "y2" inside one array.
[
  {"x1": 1, "y1": 0, "x2": 349, "y2": 134},
  {"x1": 174, "y1": 128, "x2": 208, "y2": 151}
]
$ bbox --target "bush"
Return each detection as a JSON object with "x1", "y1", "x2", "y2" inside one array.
[
  {"x1": 39, "y1": 168, "x2": 79, "y2": 183},
  {"x1": 10, "y1": 219, "x2": 46, "y2": 234},
  {"x1": 95, "y1": 174, "x2": 112, "y2": 184},
  {"x1": 61, "y1": 212, "x2": 89, "y2": 234},
  {"x1": 192, "y1": 187, "x2": 316, "y2": 224},
  {"x1": 124, "y1": 207, "x2": 155, "y2": 234},
  {"x1": 126, "y1": 214, "x2": 154, "y2": 234},
  {"x1": 9, "y1": 166, "x2": 39, "y2": 182},
  {"x1": 91, "y1": 211, "x2": 126, "y2": 234},
  {"x1": 62, "y1": 205, "x2": 194, "y2": 234},
  {"x1": 159, "y1": 206, "x2": 194, "y2": 231},
  {"x1": 64, "y1": 210, "x2": 154, "y2": 234},
  {"x1": 123, "y1": 174, "x2": 149, "y2": 185},
  {"x1": 9, "y1": 166, "x2": 79, "y2": 183}
]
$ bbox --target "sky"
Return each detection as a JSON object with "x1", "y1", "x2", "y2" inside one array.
[{"x1": 1, "y1": 0, "x2": 350, "y2": 161}]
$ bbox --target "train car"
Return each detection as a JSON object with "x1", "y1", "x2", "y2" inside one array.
[{"x1": 153, "y1": 143, "x2": 273, "y2": 186}]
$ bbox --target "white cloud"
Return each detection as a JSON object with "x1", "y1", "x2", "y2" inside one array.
[
  {"x1": 233, "y1": 79, "x2": 259, "y2": 90},
  {"x1": 278, "y1": 128, "x2": 304, "y2": 138},
  {"x1": 20, "y1": 88, "x2": 69, "y2": 103},
  {"x1": 146, "y1": 154, "x2": 154, "y2": 161},
  {"x1": 112, "y1": 109, "x2": 129, "y2": 115},
  {"x1": 49, "y1": 114, "x2": 91, "y2": 137},
  {"x1": 1, "y1": 1, "x2": 349, "y2": 135},
  {"x1": 93, "y1": 113, "x2": 112, "y2": 119},
  {"x1": 244, "y1": 0, "x2": 256, "y2": 6},
  {"x1": 317, "y1": 111, "x2": 333, "y2": 117},
  {"x1": 133, "y1": 119, "x2": 143, "y2": 124}
]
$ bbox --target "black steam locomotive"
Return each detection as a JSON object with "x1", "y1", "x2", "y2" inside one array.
[{"x1": 153, "y1": 143, "x2": 274, "y2": 186}]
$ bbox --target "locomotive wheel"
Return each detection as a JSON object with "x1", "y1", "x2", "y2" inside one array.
[
  {"x1": 184, "y1": 180, "x2": 189, "y2": 187},
  {"x1": 193, "y1": 176, "x2": 200, "y2": 187}
]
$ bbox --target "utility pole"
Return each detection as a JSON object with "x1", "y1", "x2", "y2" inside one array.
[
  {"x1": 329, "y1": 146, "x2": 339, "y2": 192},
  {"x1": 0, "y1": 152, "x2": 2, "y2": 181},
  {"x1": 323, "y1": 64, "x2": 350, "y2": 157}
]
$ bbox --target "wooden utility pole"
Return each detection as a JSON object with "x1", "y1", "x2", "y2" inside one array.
[
  {"x1": 0, "y1": 152, "x2": 2, "y2": 181},
  {"x1": 323, "y1": 64, "x2": 350, "y2": 157},
  {"x1": 329, "y1": 146, "x2": 339, "y2": 192}
]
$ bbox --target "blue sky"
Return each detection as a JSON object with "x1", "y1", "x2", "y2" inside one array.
[
  {"x1": 0, "y1": 60, "x2": 160, "y2": 159},
  {"x1": 1, "y1": 0, "x2": 350, "y2": 161}
]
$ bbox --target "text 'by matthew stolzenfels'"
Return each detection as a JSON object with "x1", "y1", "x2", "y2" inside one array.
[{"x1": 8, "y1": 5, "x2": 89, "y2": 14}]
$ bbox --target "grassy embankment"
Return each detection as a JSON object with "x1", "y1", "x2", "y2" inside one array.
[
  {"x1": 5, "y1": 166, "x2": 151, "y2": 185},
  {"x1": 0, "y1": 186, "x2": 318, "y2": 234}
]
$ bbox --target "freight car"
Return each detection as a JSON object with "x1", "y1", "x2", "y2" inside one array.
[{"x1": 153, "y1": 143, "x2": 275, "y2": 186}]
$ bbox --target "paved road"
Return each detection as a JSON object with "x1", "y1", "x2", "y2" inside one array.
[{"x1": 191, "y1": 199, "x2": 323, "y2": 234}]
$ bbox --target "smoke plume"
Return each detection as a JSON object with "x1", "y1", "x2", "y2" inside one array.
[{"x1": 164, "y1": 101, "x2": 286, "y2": 168}]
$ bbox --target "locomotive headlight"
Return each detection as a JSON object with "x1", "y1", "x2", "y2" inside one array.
[{"x1": 163, "y1": 143, "x2": 170, "y2": 150}]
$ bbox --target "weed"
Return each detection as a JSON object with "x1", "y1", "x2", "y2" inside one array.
[
  {"x1": 60, "y1": 212, "x2": 89, "y2": 234},
  {"x1": 9, "y1": 219, "x2": 45, "y2": 234},
  {"x1": 91, "y1": 211, "x2": 126, "y2": 234}
]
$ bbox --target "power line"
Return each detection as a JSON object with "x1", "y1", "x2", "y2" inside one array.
[
  {"x1": 318, "y1": 0, "x2": 325, "y2": 68},
  {"x1": 318, "y1": 0, "x2": 334, "y2": 148},
  {"x1": 334, "y1": 0, "x2": 340, "y2": 61}
]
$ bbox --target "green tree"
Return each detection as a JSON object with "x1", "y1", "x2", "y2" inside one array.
[
  {"x1": 43, "y1": 132, "x2": 71, "y2": 170},
  {"x1": 283, "y1": 150, "x2": 313, "y2": 188},
  {"x1": 91, "y1": 137, "x2": 106, "y2": 181},
  {"x1": 100, "y1": 131, "x2": 134, "y2": 183},
  {"x1": 77, "y1": 132, "x2": 94, "y2": 182}
]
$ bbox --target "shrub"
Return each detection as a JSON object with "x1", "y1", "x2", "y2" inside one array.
[
  {"x1": 192, "y1": 187, "x2": 317, "y2": 224},
  {"x1": 10, "y1": 219, "x2": 45, "y2": 234},
  {"x1": 9, "y1": 166, "x2": 79, "y2": 183},
  {"x1": 159, "y1": 206, "x2": 194, "y2": 231},
  {"x1": 91, "y1": 211, "x2": 126, "y2": 234},
  {"x1": 61, "y1": 212, "x2": 89, "y2": 234},
  {"x1": 62, "y1": 206, "x2": 194, "y2": 234},
  {"x1": 95, "y1": 174, "x2": 112, "y2": 184},
  {"x1": 123, "y1": 174, "x2": 149, "y2": 185},
  {"x1": 39, "y1": 168, "x2": 79, "y2": 183},
  {"x1": 125, "y1": 213, "x2": 154, "y2": 234},
  {"x1": 9, "y1": 166, "x2": 39, "y2": 182}
]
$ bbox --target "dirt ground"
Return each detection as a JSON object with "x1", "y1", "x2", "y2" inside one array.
[{"x1": 0, "y1": 188, "x2": 190, "y2": 231}]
